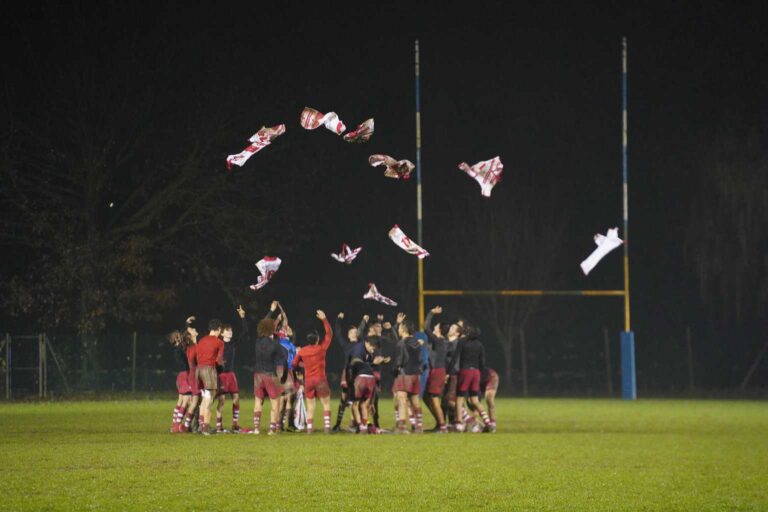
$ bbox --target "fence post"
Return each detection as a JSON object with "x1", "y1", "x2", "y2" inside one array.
[
  {"x1": 741, "y1": 338, "x2": 768, "y2": 390},
  {"x1": 131, "y1": 332, "x2": 137, "y2": 393},
  {"x1": 44, "y1": 334, "x2": 48, "y2": 398},
  {"x1": 519, "y1": 328, "x2": 528, "y2": 397},
  {"x1": 685, "y1": 327, "x2": 694, "y2": 391},
  {"x1": 38, "y1": 334, "x2": 43, "y2": 398},
  {"x1": 603, "y1": 327, "x2": 613, "y2": 395},
  {"x1": 6, "y1": 333, "x2": 11, "y2": 400}
]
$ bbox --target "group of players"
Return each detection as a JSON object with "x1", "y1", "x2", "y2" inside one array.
[{"x1": 168, "y1": 301, "x2": 499, "y2": 435}]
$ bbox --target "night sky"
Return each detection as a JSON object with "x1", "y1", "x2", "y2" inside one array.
[{"x1": 2, "y1": 1, "x2": 767, "y2": 391}]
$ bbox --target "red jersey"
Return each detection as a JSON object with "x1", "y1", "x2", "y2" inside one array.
[
  {"x1": 292, "y1": 318, "x2": 332, "y2": 380},
  {"x1": 195, "y1": 335, "x2": 224, "y2": 367},
  {"x1": 186, "y1": 344, "x2": 197, "y2": 370}
]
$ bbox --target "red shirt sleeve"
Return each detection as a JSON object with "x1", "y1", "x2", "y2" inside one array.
[
  {"x1": 292, "y1": 351, "x2": 301, "y2": 369},
  {"x1": 321, "y1": 318, "x2": 332, "y2": 351},
  {"x1": 216, "y1": 339, "x2": 224, "y2": 366}
]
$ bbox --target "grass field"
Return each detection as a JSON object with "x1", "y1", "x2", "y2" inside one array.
[{"x1": 1, "y1": 398, "x2": 766, "y2": 511}]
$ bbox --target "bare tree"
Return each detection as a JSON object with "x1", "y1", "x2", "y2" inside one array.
[
  {"x1": 684, "y1": 130, "x2": 768, "y2": 323},
  {"x1": 0, "y1": 16, "x2": 319, "y2": 383},
  {"x1": 447, "y1": 183, "x2": 565, "y2": 392}
]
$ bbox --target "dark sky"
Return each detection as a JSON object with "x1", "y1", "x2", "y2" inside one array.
[{"x1": 3, "y1": 1, "x2": 767, "y2": 388}]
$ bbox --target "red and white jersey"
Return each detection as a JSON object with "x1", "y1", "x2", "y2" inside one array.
[
  {"x1": 250, "y1": 256, "x2": 282, "y2": 291},
  {"x1": 300, "y1": 107, "x2": 346, "y2": 134},
  {"x1": 331, "y1": 243, "x2": 363, "y2": 264},
  {"x1": 368, "y1": 154, "x2": 414, "y2": 180},
  {"x1": 388, "y1": 224, "x2": 429, "y2": 259},
  {"x1": 226, "y1": 124, "x2": 286, "y2": 171},
  {"x1": 458, "y1": 156, "x2": 503, "y2": 197},
  {"x1": 343, "y1": 118, "x2": 374, "y2": 143},
  {"x1": 363, "y1": 283, "x2": 397, "y2": 307},
  {"x1": 580, "y1": 227, "x2": 623, "y2": 276}
]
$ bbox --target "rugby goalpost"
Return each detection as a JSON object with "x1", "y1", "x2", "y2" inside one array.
[{"x1": 413, "y1": 38, "x2": 637, "y2": 399}]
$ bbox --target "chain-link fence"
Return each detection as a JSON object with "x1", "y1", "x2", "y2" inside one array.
[{"x1": 1, "y1": 327, "x2": 766, "y2": 400}]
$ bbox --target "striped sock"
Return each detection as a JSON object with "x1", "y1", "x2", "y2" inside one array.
[
  {"x1": 360, "y1": 423, "x2": 368, "y2": 433},
  {"x1": 415, "y1": 408, "x2": 423, "y2": 431},
  {"x1": 269, "y1": 422, "x2": 276, "y2": 433},
  {"x1": 480, "y1": 411, "x2": 491, "y2": 425},
  {"x1": 216, "y1": 414, "x2": 223, "y2": 430},
  {"x1": 184, "y1": 413, "x2": 192, "y2": 429},
  {"x1": 232, "y1": 405, "x2": 239, "y2": 427},
  {"x1": 253, "y1": 411, "x2": 261, "y2": 431},
  {"x1": 335, "y1": 403, "x2": 346, "y2": 427},
  {"x1": 409, "y1": 414, "x2": 417, "y2": 428},
  {"x1": 462, "y1": 410, "x2": 471, "y2": 422},
  {"x1": 323, "y1": 411, "x2": 331, "y2": 432}
]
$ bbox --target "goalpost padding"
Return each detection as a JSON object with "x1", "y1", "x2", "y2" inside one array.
[{"x1": 621, "y1": 331, "x2": 636, "y2": 399}]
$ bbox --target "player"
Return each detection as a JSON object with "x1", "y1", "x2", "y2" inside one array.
[
  {"x1": 168, "y1": 328, "x2": 191, "y2": 433},
  {"x1": 349, "y1": 336, "x2": 383, "y2": 433},
  {"x1": 215, "y1": 306, "x2": 247, "y2": 433},
  {"x1": 479, "y1": 367, "x2": 499, "y2": 432},
  {"x1": 331, "y1": 312, "x2": 360, "y2": 432},
  {"x1": 181, "y1": 317, "x2": 201, "y2": 433},
  {"x1": 423, "y1": 306, "x2": 449, "y2": 432},
  {"x1": 252, "y1": 315, "x2": 287, "y2": 435},
  {"x1": 391, "y1": 315, "x2": 427, "y2": 434},
  {"x1": 277, "y1": 323, "x2": 298, "y2": 432},
  {"x1": 194, "y1": 319, "x2": 224, "y2": 435},
  {"x1": 291, "y1": 310, "x2": 333, "y2": 433},
  {"x1": 447, "y1": 323, "x2": 492, "y2": 432},
  {"x1": 442, "y1": 322, "x2": 463, "y2": 429}
]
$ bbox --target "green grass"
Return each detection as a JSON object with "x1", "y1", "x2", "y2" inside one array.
[{"x1": 0, "y1": 398, "x2": 766, "y2": 511}]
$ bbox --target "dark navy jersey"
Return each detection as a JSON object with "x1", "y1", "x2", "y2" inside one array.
[
  {"x1": 448, "y1": 337, "x2": 486, "y2": 371},
  {"x1": 254, "y1": 336, "x2": 283, "y2": 375}
]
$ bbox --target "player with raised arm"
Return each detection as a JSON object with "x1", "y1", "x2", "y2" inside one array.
[
  {"x1": 331, "y1": 311, "x2": 360, "y2": 432},
  {"x1": 169, "y1": 327, "x2": 192, "y2": 433},
  {"x1": 424, "y1": 306, "x2": 449, "y2": 433},
  {"x1": 291, "y1": 310, "x2": 333, "y2": 433},
  {"x1": 277, "y1": 322, "x2": 298, "y2": 432},
  {"x1": 391, "y1": 314, "x2": 427, "y2": 434},
  {"x1": 215, "y1": 305, "x2": 247, "y2": 433}
]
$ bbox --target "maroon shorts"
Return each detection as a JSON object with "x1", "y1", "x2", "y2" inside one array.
[
  {"x1": 176, "y1": 371, "x2": 191, "y2": 395},
  {"x1": 354, "y1": 375, "x2": 376, "y2": 401},
  {"x1": 253, "y1": 372, "x2": 281, "y2": 400},
  {"x1": 426, "y1": 368, "x2": 447, "y2": 396},
  {"x1": 458, "y1": 368, "x2": 481, "y2": 394},
  {"x1": 188, "y1": 368, "x2": 202, "y2": 396},
  {"x1": 219, "y1": 372, "x2": 239, "y2": 394},
  {"x1": 304, "y1": 376, "x2": 330, "y2": 399},
  {"x1": 481, "y1": 368, "x2": 499, "y2": 393},
  {"x1": 444, "y1": 374, "x2": 458, "y2": 402},
  {"x1": 392, "y1": 374, "x2": 420, "y2": 395}
]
